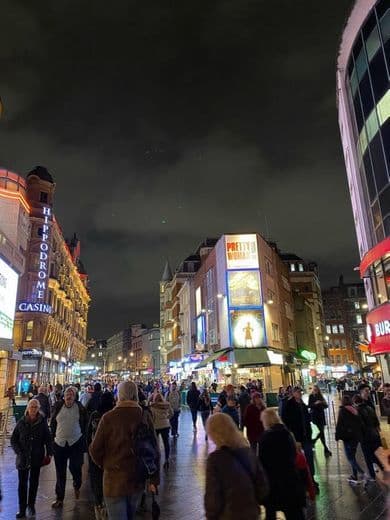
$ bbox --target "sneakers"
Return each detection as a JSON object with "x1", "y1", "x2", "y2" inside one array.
[{"x1": 51, "y1": 499, "x2": 63, "y2": 509}]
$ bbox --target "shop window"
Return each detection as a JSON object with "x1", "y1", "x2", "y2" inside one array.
[
  {"x1": 26, "y1": 321, "x2": 34, "y2": 341},
  {"x1": 373, "y1": 261, "x2": 388, "y2": 304}
]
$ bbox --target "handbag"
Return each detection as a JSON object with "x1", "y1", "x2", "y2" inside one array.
[{"x1": 41, "y1": 455, "x2": 51, "y2": 466}]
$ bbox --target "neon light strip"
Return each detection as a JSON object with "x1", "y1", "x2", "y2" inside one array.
[{"x1": 0, "y1": 188, "x2": 30, "y2": 213}]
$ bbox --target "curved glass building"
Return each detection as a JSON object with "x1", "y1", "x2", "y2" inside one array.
[{"x1": 337, "y1": 0, "x2": 390, "y2": 375}]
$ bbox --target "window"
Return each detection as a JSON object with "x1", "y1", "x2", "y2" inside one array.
[
  {"x1": 326, "y1": 325, "x2": 331, "y2": 334},
  {"x1": 341, "y1": 339, "x2": 347, "y2": 348},
  {"x1": 366, "y1": 26, "x2": 381, "y2": 61},
  {"x1": 40, "y1": 191, "x2": 48, "y2": 203},
  {"x1": 290, "y1": 263, "x2": 296, "y2": 272},
  {"x1": 380, "y1": 8, "x2": 390, "y2": 43},
  {"x1": 354, "y1": 301, "x2": 360, "y2": 309},
  {"x1": 339, "y1": 324, "x2": 345, "y2": 334},
  {"x1": 298, "y1": 263, "x2": 304, "y2": 272},
  {"x1": 26, "y1": 320, "x2": 34, "y2": 341},
  {"x1": 332, "y1": 325, "x2": 338, "y2": 334},
  {"x1": 356, "y1": 314, "x2": 363, "y2": 324},
  {"x1": 271, "y1": 323, "x2": 279, "y2": 341}
]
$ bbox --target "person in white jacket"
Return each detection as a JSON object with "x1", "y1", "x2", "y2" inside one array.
[{"x1": 166, "y1": 382, "x2": 181, "y2": 437}]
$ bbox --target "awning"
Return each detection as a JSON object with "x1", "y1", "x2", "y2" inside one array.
[
  {"x1": 195, "y1": 348, "x2": 232, "y2": 369},
  {"x1": 233, "y1": 348, "x2": 271, "y2": 367},
  {"x1": 360, "y1": 236, "x2": 390, "y2": 278}
]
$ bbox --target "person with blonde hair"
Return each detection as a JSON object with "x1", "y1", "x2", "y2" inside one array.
[
  {"x1": 259, "y1": 408, "x2": 306, "y2": 520},
  {"x1": 204, "y1": 413, "x2": 267, "y2": 519},
  {"x1": 11, "y1": 398, "x2": 53, "y2": 518}
]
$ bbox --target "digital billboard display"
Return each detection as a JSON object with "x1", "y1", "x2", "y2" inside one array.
[
  {"x1": 227, "y1": 270, "x2": 262, "y2": 307},
  {"x1": 225, "y1": 234, "x2": 258, "y2": 269},
  {"x1": 0, "y1": 258, "x2": 18, "y2": 340},
  {"x1": 196, "y1": 315, "x2": 206, "y2": 349},
  {"x1": 230, "y1": 310, "x2": 265, "y2": 348}
]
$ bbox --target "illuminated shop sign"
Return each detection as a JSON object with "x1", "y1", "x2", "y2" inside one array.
[
  {"x1": 227, "y1": 269, "x2": 262, "y2": 307},
  {"x1": 225, "y1": 234, "x2": 259, "y2": 269},
  {"x1": 18, "y1": 302, "x2": 52, "y2": 313},
  {"x1": 0, "y1": 258, "x2": 18, "y2": 340},
  {"x1": 267, "y1": 351, "x2": 283, "y2": 365},
  {"x1": 299, "y1": 349, "x2": 317, "y2": 362},
  {"x1": 366, "y1": 302, "x2": 390, "y2": 355},
  {"x1": 230, "y1": 310, "x2": 265, "y2": 348},
  {"x1": 19, "y1": 206, "x2": 52, "y2": 314}
]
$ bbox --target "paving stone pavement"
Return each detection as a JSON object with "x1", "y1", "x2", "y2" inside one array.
[{"x1": 0, "y1": 402, "x2": 388, "y2": 519}]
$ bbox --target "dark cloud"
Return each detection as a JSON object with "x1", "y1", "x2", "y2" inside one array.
[{"x1": 0, "y1": 0, "x2": 357, "y2": 337}]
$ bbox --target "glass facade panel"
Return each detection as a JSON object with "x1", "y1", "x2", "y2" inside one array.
[
  {"x1": 377, "y1": 89, "x2": 390, "y2": 125},
  {"x1": 369, "y1": 51, "x2": 389, "y2": 102},
  {"x1": 380, "y1": 9, "x2": 390, "y2": 42},
  {"x1": 379, "y1": 184, "x2": 390, "y2": 217},
  {"x1": 366, "y1": 26, "x2": 381, "y2": 61},
  {"x1": 363, "y1": 151, "x2": 377, "y2": 201},
  {"x1": 353, "y1": 93, "x2": 365, "y2": 132},
  {"x1": 370, "y1": 133, "x2": 389, "y2": 191},
  {"x1": 366, "y1": 108, "x2": 380, "y2": 140},
  {"x1": 350, "y1": 67, "x2": 359, "y2": 97},
  {"x1": 359, "y1": 73, "x2": 375, "y2": 116},
  {"x1": 355, "y1": 48, "x2": 368, "y2": 81}
]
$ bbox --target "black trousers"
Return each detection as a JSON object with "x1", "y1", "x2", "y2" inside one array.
[
  {"x1": 88, "y1": 454, "x2": 103, "y2": 506},
  {"x1": 18, "y1": 466, "x2": 41, "y2": 510},
  {"x1": 156, "y1": 427, "x2": 170, "y2": 461},
  {"x1": 53, "y1": 438, "x2": 84, "y2": 500},
  {"x1": 170, "y1": 410, "x2": 180, "y2": 435}
]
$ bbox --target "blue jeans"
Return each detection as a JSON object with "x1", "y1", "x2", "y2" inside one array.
[
  {"x1": 343, "y1": 440, "x2": 364, "y2": 478},
  {"x1": 105, "y1": 492, "x2": 142, "y2": 520}
]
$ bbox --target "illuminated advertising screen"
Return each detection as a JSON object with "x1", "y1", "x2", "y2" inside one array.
[
  {"x1": 227, "y1": 270, "x2": 262, "y2": 307},
  {"x1": 196, "y1": 315, "x2": 205, "y2": 348},
  {"x1": 230, "y1": 310, "x2": 265, "y2": 348},
  {"x1": 0, "y1": 258, "x2": 18, "y2": 340},
  {"x1": 225, "y1": 234, "x2": 258, "y2": 269}
]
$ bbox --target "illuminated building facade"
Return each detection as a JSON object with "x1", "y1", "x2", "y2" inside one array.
[
  {"x1": 0, "y1": 169, "x2": 30, "y2": 407},
  {"x1": 13, "y1": 167, "x2": 90, "y2": 387},
  {"x1": 337, "y1": 0, "x2": 390, "y2": 378}
]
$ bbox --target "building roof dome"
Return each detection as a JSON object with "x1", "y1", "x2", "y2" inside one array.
[{"x1": 27, "y1": 166, "x2": 54, "y2": 183}]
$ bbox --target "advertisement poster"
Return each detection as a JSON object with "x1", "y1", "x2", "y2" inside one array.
[
  {"x1": 225, "y1": 234, "x2": 259, "y2": 269},
  {"x1": 0, "y1": 258, "x2": 18, "y2": 340},
  {"x1": 228, "y1": 270, "x2": 262, "y2": 307},
  {"x1": 196, "y1": 315, "x2": 206, "y2": 349},
  {"x1": 230, "y1": 310, "x2": 265, "y2": 348}
]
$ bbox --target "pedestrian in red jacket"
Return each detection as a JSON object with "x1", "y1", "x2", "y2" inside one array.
[{"x1": 244, "y1": 392, "x2": 265, "y2": 454}]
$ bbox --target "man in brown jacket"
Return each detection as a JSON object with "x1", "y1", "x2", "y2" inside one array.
[{"x1": 89, "y1": 381, "x2": 158, "y2": 519}]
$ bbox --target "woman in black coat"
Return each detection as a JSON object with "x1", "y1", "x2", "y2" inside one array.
[
  {"x1": 259, "y1": 409, "x2": 306, "y2": 520},
  {"x1": 308, "y1": 385, "x2": 331, "y2": 456},
  {"x1": 11, "y1": 399, "x2": 53, "y2": 518},
  {"x1": 186, "y1": 382, "x2": 200, "y2": 430}
]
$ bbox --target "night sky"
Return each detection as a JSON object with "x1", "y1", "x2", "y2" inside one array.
[{"x1": 0, "y1": 0, "x2": 357, "y2": 338}]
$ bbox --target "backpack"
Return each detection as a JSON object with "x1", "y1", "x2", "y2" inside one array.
[{"x1": 132, "y1": 409, "x2": 160, "y2": 483}]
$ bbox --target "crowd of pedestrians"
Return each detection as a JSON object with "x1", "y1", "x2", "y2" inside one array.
[{"x1": 5, "y1": 376, "x2": 390, "y2": 519}]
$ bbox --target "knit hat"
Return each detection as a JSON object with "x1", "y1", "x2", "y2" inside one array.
[{"x1": 118, "y1": 381, "x2": 138, "y2": 402}]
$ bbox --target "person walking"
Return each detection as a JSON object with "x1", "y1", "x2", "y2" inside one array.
[
  {"x1": 89, "y1": 381, "x2": 160, "y2": 520},
  {"x1": 11, "y1": 399, "x2": 53, "y2": 518},
  {"x1": 167, "y1": 381, "x2": 181, "y2": 437},
  {"x1": 87, "y1": 383, "x2": 103, "y2": 415},
  {"x1": 204, "y1": 413, "x2": 268, "y2": 520},
  {"x1": 51, "y1": 386, "x2": 88, "y2": 509},
  {"x1": 353, "y1": 394, "x2": 382, "y2": 482},
  {"x1": 308, "y1": 385, "x2": 332, "y2": 457},
  {"x1": 222, "y1": 397, "x2": 240, "y2": 428},
  {"x1": 49, "y1": 384, "x2": 63, "y2": 416},
  {"x1": 381, "y1": 383, "x2": 390, "y2": 424},
  {"x1": 259, "y1": 408, "x2": 307, "y2": 520},
  {"x1": 282, "y1": 386, "x2": 318, "y2": 492},
  {"x1": 36, "y1": 385, "x2": 50, "y2": 420},
  {"x1": 150, "y1": 393, "x2": 173, "y2": 469},
  {"x1": 87, "y1": 391, "x2": 116, "y2": 519},
  {"x1": 186, "y1": 382, "x2": 200, "y2": 431},
  {"x1": 238, "y1": 385, "x2": 250, "y2": 430},
  {"x1": 7, "y1": 385, "x2": 16, "y2": 406},
  {"x1": 199, "y1": 388, "x2": 213, "y2": 440},
  {"x1": 335, "y1": 395, "x2": 365, "y2": 483},
  {"x1": 244, "y1": 392, "x2": 265, "y2": 455}
]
